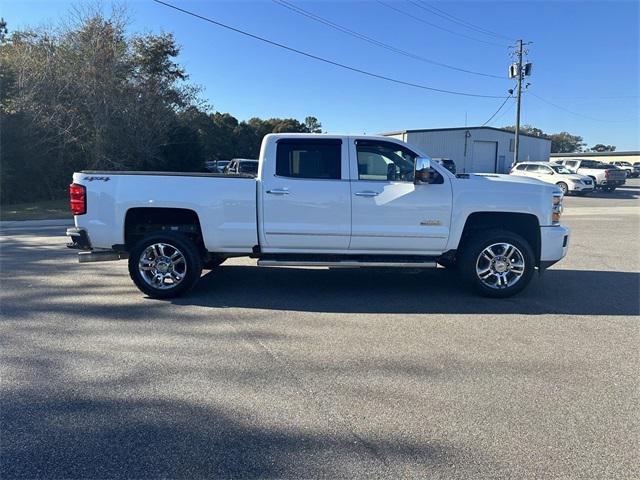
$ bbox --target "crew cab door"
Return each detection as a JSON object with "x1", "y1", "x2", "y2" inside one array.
[
  {"x1": 260, "y1": 138, "x2": 351, "y2": 250},
  {"x1": 348, "y1": 139, "x2": 452, "y2": 254}
]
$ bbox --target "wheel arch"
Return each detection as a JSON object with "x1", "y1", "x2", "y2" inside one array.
[
  {"x1": 458, "y1": 212, "x2": 541, "y2": 266},
  {"x1": 123, "y1": 207, "x2": 204, "y2": 251}
]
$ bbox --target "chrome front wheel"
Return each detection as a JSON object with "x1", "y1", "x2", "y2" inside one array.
[{"x1": 475, "y1": 242, "x2": 526, "y2": 290}]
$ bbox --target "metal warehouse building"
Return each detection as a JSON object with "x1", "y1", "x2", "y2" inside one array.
[{"x1": 382, "y1": 127, "x2": 552, "y2": 174}]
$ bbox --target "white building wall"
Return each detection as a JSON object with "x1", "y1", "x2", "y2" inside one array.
[{"x1": 397, "y1": 128, "x2": 551, "y2": 174}]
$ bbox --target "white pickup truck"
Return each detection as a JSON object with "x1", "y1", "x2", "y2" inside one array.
[
  {"x1": 67, "y1": 134, "x2": 569, "y2": 299},
  {"x1": 553, "y1": 159, "x2": 626, "y2": 192}
]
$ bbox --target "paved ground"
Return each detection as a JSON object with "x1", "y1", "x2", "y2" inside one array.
[{"x1": 1, "y1": 180, "x2": 639, "y2": 479}]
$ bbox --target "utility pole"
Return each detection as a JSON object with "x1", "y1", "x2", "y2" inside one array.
[
  {"x1": 513, "y1": 39, "x2": 523, "y2": 166},
  {"x1": 509, "y1": 40, "x2": 532, "y2": 167}
]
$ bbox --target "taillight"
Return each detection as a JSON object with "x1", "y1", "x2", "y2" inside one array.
[
  {"x1": 605, "y1": 169, "x2": 610, "y2": 178},
  {"x1": 69, "y1": 183, "x2": 86, "y2": 215}
]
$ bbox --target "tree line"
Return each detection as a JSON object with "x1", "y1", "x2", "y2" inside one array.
[
  {"x1": 502, "y1": 125, "x2": 615, "y2": 153},
  {"x1": 0, "y1": 9, "x2": 321, "y2": 204}
]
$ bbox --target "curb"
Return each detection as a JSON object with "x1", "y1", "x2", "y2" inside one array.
[{"x1": 0, "y1": 218, "x2": 73, "y2": 228}]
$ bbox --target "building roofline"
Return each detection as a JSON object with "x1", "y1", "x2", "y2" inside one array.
[
  {"x1": 550, "y1": 151, "x2": 640, "y2": 157},
  {"x1": 380, "y1": 126, "x2": 551, "y2": 141}
]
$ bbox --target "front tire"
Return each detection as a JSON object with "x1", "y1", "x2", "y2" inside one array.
[
  {"x1": 458, "y1": 229, "x2": 535, "y2": 298},
  {"x1": 556, "y1": 182, "x2": 569, "y2": 195},
  {"x1": 128, "y1": 232, "x2": 203, "y2": 299}
]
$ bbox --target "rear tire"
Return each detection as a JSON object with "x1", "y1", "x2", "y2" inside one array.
[
  {"x1": 128, "y1": 232, "x2": 203, "y2": 299},
  {"x1": 458, "y1": 229, "x2": 535, "y2": 298}
]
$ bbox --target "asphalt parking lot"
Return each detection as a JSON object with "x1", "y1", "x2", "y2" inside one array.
[{"x1": 1, "y1": 179, "x2": 639, "y2": 479}]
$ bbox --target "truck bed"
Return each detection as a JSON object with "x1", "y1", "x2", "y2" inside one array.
[{"x1": 73, "y1": 171, "x2": 258, "y2": 252}]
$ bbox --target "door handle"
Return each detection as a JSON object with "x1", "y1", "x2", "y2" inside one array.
[
  {"x1": 354, "y1": 191, "x2": 380, "y2": 197},
  {"x1": 266, "y1": 188, "x2": 290, "y2": 195}
]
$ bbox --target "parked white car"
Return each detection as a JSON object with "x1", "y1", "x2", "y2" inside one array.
[
  {"x1": 509, "y1": 161, "x2": 594, "y2": 195},
  {"x1": 66, "y1": 134, "x2": 569, "y2": 299}
]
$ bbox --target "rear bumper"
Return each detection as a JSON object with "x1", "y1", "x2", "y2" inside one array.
[
  {"x1": 66, "y1": 227, "x2": 92, "y2": 250},
  {"x1": 540, "y1": 225, "x2": 570, "y2": 267},
  {"x1": 600, "y1": 179, "x2": 625, "y2": 186}
]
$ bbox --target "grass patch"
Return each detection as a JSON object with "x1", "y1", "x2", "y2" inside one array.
[{"x1": 0, "y1": 198, "x2": 70, "y2": 221}]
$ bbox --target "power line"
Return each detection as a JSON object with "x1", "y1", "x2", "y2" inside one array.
[
  {"x1": 492, "y1": 98, "x2": 515, "y2": 124},
  {"x1": 528, "y1": 92, "x2": 634, "y2": 123},
  {"x1": 482, "y1": 95, "x2": 513, "y2": 126},
  {"x1": 272, "y1": 0, "x2": 506, "y2": 79},
  {"x1": 412, "y1": 0, "x2": 516, "y2": 42},
  {"x1": 375, "y1": 0, "x2": 507, "y2": 48},
  {"x1": 152, "y1": 0, "x2": 506, "y2": 98}
]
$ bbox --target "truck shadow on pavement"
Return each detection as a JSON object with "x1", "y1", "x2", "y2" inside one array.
[{"x1": 178, "y1": 267, "x2": 640, "y2": 316}]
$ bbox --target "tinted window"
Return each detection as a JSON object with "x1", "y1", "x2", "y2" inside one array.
[
  {"x1": 516, "y1": 164, "x2": 528, "y2": 170},
  {"x1": 276, "y1": 140, "x2": 341, "y2": 179},
  {"x1": 580, "y1": 160, "x2": 600, "y2": 168},
  {"x1": 239, "y1": 162, "x2": 258, "y2": 174}
]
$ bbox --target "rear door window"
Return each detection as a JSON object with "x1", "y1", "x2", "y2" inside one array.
[{"x1": 276, "y1": 140, "x2": 342, "y2": 180}]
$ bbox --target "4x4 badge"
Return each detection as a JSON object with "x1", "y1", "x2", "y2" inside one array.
[{"x1": 84, "y1": 176, "x2": 111, "y2": 182}]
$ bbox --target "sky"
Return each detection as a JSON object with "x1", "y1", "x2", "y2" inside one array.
[{"x1": 4, "y1": 0, "x2": 639, "y2": 150}]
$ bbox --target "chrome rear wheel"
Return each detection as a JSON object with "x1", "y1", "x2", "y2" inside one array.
[
  {"x1": 138, "y1": 242, "x2": 187, "y2": 290},
  {"x1": 129, "y1": 232, "x2": 203, "y2": 299}
]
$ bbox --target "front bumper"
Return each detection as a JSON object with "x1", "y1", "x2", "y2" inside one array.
[
  {"x1": 539, "y1": 225, "x2": 570, "y2": 269},
  {"x1": 569, "y1": 183, "x2": 594, "y2": 193}
]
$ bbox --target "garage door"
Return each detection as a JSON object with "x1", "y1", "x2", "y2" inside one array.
[{"x1": 471, "y1": 141, "x2": 497, "y2": 173}]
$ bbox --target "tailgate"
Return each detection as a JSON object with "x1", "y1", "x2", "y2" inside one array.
[{"x1": 607, "y1": 169, "x2": 626, "y2": 181}]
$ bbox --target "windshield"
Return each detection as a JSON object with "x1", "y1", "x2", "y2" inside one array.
[{"x1": 550, "y1": 165, "x2": 573, "y2": 174}]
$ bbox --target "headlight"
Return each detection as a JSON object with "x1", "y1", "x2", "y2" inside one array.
[{"x1": 552, "y1": 193, "x2": 563, "y2": 224}]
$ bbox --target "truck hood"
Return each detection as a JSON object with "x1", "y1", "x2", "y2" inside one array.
[{"x1": 466, "y1": 173, "x2": 562, "y2": 192}]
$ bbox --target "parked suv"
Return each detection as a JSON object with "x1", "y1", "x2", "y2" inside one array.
[
  {"x1": 510, "y1": 162, "x2": 594, "y2": 195},
  {"x1": 553, "y1": 159, "x2": 625, "y2": 192},
  {"x1": 432, "y1": 158, "x2": 457, "y2": 175}
]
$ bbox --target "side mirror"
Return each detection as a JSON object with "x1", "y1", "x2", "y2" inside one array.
[{"x1": 414, "y1": 157, "x2": 431, "y2": 184}]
